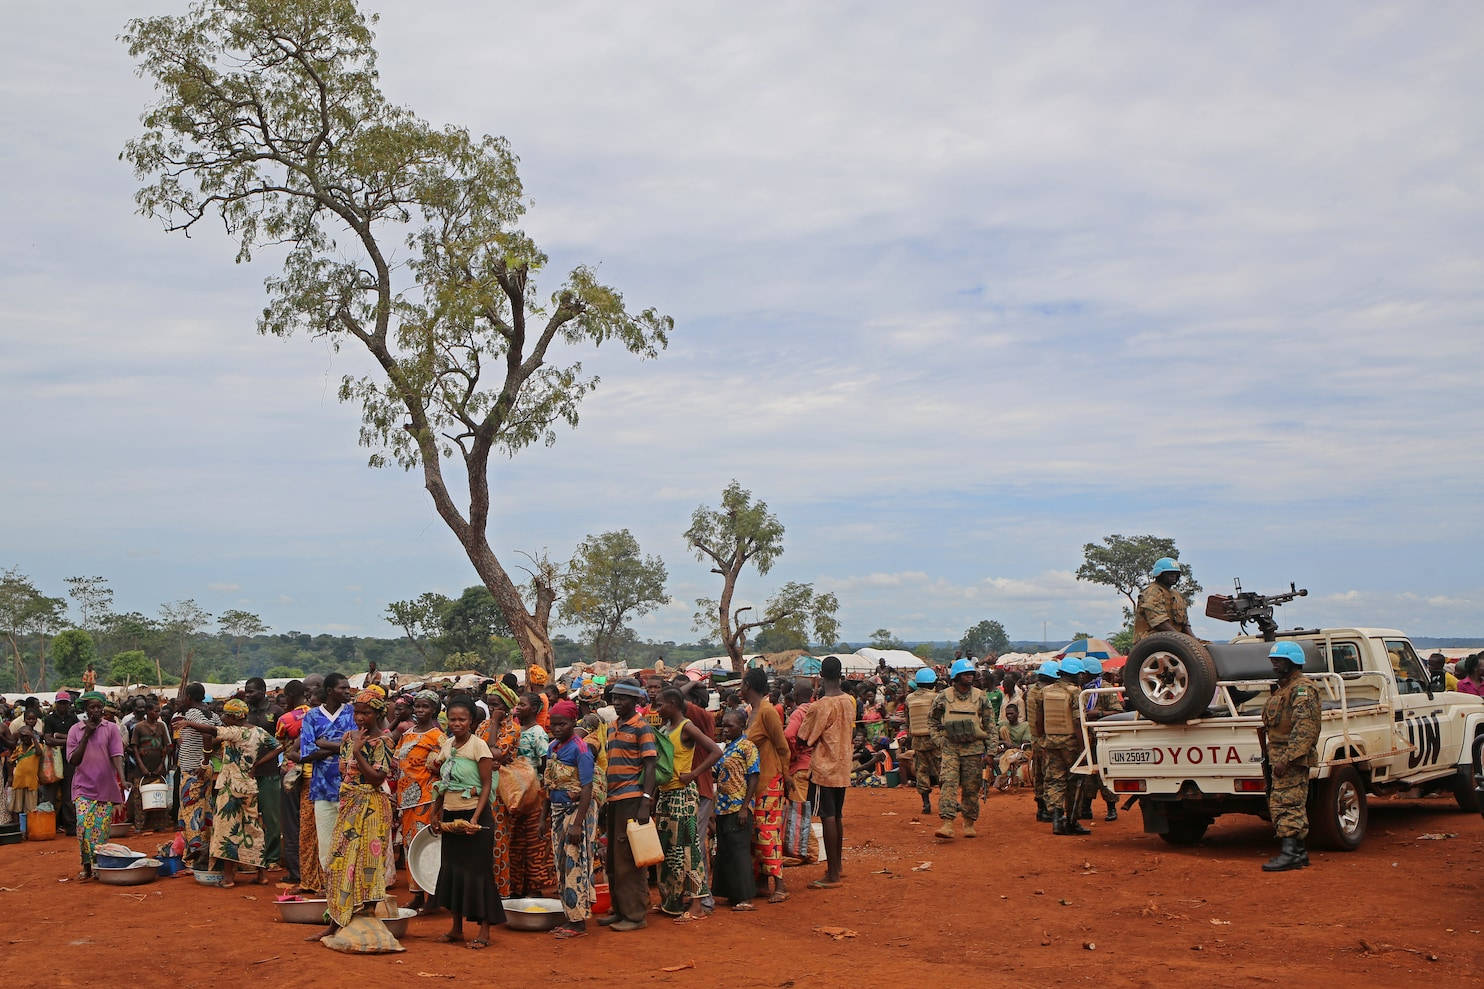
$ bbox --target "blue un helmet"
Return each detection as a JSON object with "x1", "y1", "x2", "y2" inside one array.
[
  {"x1": 1268, "y1": 642, "x2": 1305, "y2": 667},
  {"x1": 949, "y1": 658, "x2": 975, "y2": 680},
  {"x1": 1037, "y1": 660, "x2": 1061, "y2": 678},
  {"x1": 1150, "y1": 557, "x2": 1181, "y2": 577},
  {"x1": 914, "y1": 667, "x2": 938, "y2": 687},
  {"x1": 1059, "y1": 658, "x2": 1084, "y2": 676},
  {"x1": 1081, "y1": 658, "x2": 1102, "y2": 675}
]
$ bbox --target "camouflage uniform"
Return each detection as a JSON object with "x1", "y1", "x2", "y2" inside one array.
[
  {"x1": 904, "y1": 688, "x2": 939, "y2": 796},
  {"x1": 1132, "y1": 581, "x2": 1192, "y2": 643},
  {"x1": 1078, "y1": 682, "x2": 1121, "y2": 807},
  {"x1": 1025, "y1": 682, "x2": 1046, "y2": 804},
  {"x1": 1039, "y1": 680, "x2": 1083, "y2": 813},
  {"x1": 1261, "y1": 676, "x2": 1321, "y2": 838},
  {"x1": 930, "y1": 686, "x2": 996, "y2": 823}
]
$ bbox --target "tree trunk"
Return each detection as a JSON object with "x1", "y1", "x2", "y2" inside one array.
[
  {"x1": 719, "y1": 569, "x2": 742, "y2": 673},
  {"x1": 37, "y1": 635, "x2": 49, "y2": 692},
  {"x1": 8, "y1": 636, "x2": 29, "y2": 692},
  {"x1": 463, "y1": 535, "x2": 554, "y2": 676}
]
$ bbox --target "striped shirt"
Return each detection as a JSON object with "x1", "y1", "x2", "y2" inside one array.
[{"x1": 605, "y1": 713, "x2": 657, "y2": 803}]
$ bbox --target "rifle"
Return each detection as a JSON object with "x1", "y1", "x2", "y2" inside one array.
[
  {"x1": 1257, "y1": 725, "x2": 1273, "y2": 796},
  {"x1": 1205, "y1": 579, "x2": 1308, "y2": 641}
]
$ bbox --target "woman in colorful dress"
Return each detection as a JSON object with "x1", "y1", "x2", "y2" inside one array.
[
  {"x1": 508, "y1": 691, "x2": 553, "y2": 896},
  {"x1": 395, "y1": 689, "x2": 445, "y2": 912},
  {"x1": 741, "y1": 667, "x2": 791, "y2": 904},
  {"x1": 65, "y1": 692, "x2": 124, "y2": 881},
  {"x1": 543, "y1": 700, "x2": 596, "y2": 939},
  {"x1": 315, "y1": 690, "x2": 395, "y2": 940},
  {"x1": 478, "y1": 682, "x2": 519, "y2": 896},
  {"x1": 655, "y1": 687, "x2": 722, "y2": 921},
  {"x1": 432, "y1": 695, "x2": 504, "y2": 949},
  {"x1": 178, "y1": 698, "x2": 275, "y2": 887}
]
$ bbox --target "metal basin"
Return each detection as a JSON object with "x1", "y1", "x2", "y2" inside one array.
[
  {"x1": 95, "y1": 863, "x2": 158, "y2": 886},
  {"x1": 502, "y1": 897, "x2": 565, "y2": 931},
  {"x1": 275, "y1": 898, "x2": 330, "y2": 924},
  {"x1": 381, "y1": 907, "x2": 417, "y2": 938}
]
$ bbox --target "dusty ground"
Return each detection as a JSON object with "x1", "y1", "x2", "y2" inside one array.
[{"x1": 5, "y1": 785, "x2": 1480, "y2": 987}]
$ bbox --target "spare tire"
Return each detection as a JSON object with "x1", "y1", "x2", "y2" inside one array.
[{"x1": 1124, "y1": 632, "x2": 1218, "y2": 723}]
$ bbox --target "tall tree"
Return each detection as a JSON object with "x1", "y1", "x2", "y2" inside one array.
[
  {"x1": 65, "y1": 576, "x2": 114, "y2": 658},
  {"x1": 869, "y1": 628, "x2": 905, "y2": 650},
  {"x1": 438, "y1": 586, "x2": 511, "y2": 664},
  {"x1": 959, "y1": 619, "x2": 1010, "y2": 658},
  {"x1": 685, "y1": 481, "x2": 838, "y2": 672},
  {"x1": 51, "y1": 630, "x2": 99, "y2": 687},
  {"x1": 158, "y1": 599, "x2": 212, "y2": 679},
  {"x1": 1076, "y1": 534, "x2": 1202, "y2": 624},
  {"x1": 25, "y1": 592, "x2": 67, "y2": 691},
  {"x1": 385, "y1": 592, "x2": 451, "y2": 665},
  {"x1": 0, "y1": 567, "x2": 40, "y2": 689},
  {"x1": 559, "y1": 530, "x2": 669, "y2": 663},
  {"x1": 218, "y1": 608, "x2": 268, "y2": 664},
  {"x1": 123, "y1": 0, "x2": 670, "y2": 676}
]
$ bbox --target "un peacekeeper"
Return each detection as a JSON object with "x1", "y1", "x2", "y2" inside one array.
[
  {"x1": 930, "y1": 659, "x2": 996, "y2": 839},
  {"x1": 1025, "y1": 661, "x2": 1059, "y2": 823},
  {"x1": 1132, "y1": 557, "x2": 1193, "y2": 644},
  {"x1": 904, "y1": 668, "x2": 941, "y2": 815},
  {"x1": 1042, "y1": 658, "x2": 1090, "y2": 836},
  {"x1": 1074, "y1": 658, "x2": 1121, "y2": 822},
  {"x1": 1261, "y1": 642, "x2": 1320, "y2": 872}
]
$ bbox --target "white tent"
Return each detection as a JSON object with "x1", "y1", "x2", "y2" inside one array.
[{"x1": 848, "y1": 648, "x2": 926, "y2": 672}]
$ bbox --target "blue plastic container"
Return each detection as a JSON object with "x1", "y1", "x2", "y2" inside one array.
[
  {"x1": 96, "y1": 851, "x2": 145, "y2": 870},
  {"x1": 156, "y1": 855, "x2": 187, "y2": 877}
]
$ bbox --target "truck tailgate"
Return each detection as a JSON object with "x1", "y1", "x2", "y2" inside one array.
[{"x1": 1094, "y1": 719, "x2": 1267, "y2": 795}]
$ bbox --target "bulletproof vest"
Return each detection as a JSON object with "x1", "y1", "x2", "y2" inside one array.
[
  {"x1": 1041, "y1": 682, "x2": 1077, "y2": 736},
  {"x1": 941, "y1": 687, "x2": 987, "y2": 743},
  {"x1": 1263, "y1": 680, "x2": 1297, "y2": 741},
  {"x1": 905, "y1": 690, "x2": 936, "y2": 736}
]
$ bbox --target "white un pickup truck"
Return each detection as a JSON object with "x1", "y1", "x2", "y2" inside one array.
[{"x1": 1081, "y1": 628, "x2": 1484, "y2": 849}]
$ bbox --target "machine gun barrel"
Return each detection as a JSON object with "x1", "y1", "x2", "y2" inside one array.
[{"x1": 1204, "y1": 581, "x2": 1310, "y2": 641}]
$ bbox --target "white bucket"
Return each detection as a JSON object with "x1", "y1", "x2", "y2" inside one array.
[{"x1": 140, "y1": 782, "x2": 169, "y2": 811}]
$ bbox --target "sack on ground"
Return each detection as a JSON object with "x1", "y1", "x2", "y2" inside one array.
[{"x1": 321, "y1": 916, "x2": 404, "y2": 954}]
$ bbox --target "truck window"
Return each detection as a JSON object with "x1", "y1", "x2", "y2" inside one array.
[
  {"x1": 1383, "y1": 639, "x2": 1429, "y2": 695},
  {"x1": 1317, "y1": 641, "x2": 1362, "y2": 675}
]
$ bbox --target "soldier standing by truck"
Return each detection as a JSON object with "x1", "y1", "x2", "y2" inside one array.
[
  {"x1": 1075, "y1": 658, "x2": 1121, "y2": 822},
  {"x1": 1025, "y1": 661, "x2": 1059, "y2": 823},
  {"x1": 904, "y1": 668, "x2": 940, "y2": 815},
  {"x1": 930, "y1": 659, "x2": 996, "y2": 839},
  {"x1": 1261, "y1": 641, "x2": 1321, "y2": 872},
  {"x1": 1133, "y1": 557, "x2": 1193, "y2": 644},
  {"x1": 1043, "y1": 658, "x2": 1090, "y2": 836}
]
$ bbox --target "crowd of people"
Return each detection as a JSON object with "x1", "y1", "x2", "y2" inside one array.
[{"x1": 1, "y1": 637, "x2": 1473, "y2": 946}]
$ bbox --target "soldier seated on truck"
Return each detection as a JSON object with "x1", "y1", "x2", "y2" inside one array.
[{"x1": 1133, "y1": 558, "x2": 1193, "y2": 643}]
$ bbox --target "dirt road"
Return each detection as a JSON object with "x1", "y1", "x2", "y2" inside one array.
[{"x1": 5, "y1": 786, "x2": 1479, "y2": 987}]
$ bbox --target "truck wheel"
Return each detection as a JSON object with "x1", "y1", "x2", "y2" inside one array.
[
  {"x1": 1123, "y1": 632, "x2": 1218, "y2": 724},
  {"x1": 1158, "y1": 811, "x2": 1212, "y2": 846},
  {"x1": 1308, "y1": 766, "x2": 1367, "y2": 850}
]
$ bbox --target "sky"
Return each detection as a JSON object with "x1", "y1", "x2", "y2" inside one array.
[{"x1": 2, "y1": 1, "x2": 1481, "y2": 648}]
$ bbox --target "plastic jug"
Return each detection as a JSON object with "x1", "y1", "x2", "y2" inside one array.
[{"x1": 626, "y1": 818, "x2": 664, "y2": 867}]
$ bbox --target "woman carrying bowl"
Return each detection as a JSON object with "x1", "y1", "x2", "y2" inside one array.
[{"x1": 65, "y1": 692, "x2": 124, "y2": 881}]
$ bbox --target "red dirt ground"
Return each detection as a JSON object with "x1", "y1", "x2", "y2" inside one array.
[{"x1": 5, "y1": 785, "x2": 1480, "y2": 987}]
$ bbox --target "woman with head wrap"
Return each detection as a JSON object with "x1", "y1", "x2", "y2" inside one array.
[
  {"x1": 64, "y1": 692, "x2": 124, "y2": 880},
  {"x1": 431, "y1": 695, "x2": 504, "y2": 949},
  {"x1": 478, "y1": 682, "x2": 519, "y2": 896},
  {"x1": 395, "y1": 689, "x2": 446, "y2": 912},
  {"x1": 544, "y1": 699, "x2": 596, "y2": 938},
  {"x1": 508, "y1": 691, "x2": 554, "y2": 896},
  {"x1": 316, "y1": 690, "x2": 396, "y2": 939},
  {"x1": 178, "y1": 697, "x2": 275, "y2": 887}
]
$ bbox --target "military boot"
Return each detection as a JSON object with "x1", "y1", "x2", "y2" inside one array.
[
  {"x1": 1064, "y1": 810, "x2": 1091, "y2": 836},
  {"x1": 1035, "y1": 799, "x2": 1053, "y2": 823},
  {"x1": 1077, "y1": 796, "x2": 1094, "y2": 821},
  {"x1": 1051, "y1": 809, "x2": 1069, "y2": 835},
  {"x1": 934, "y1": 819, "x2": 956, "y2": 839},
  {"x1": 962, "y1": 820, "x2": 977, "y2": 838},
  {"x1": 1261, "y1": 837, "x2": 1308, "y2": 872},
  {"x1": 920, "y1": 791, "x2": 933, "y2": 815},
  {"x1": 1104, "y1": 801, "x2": 1118, "y2": 822}
]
